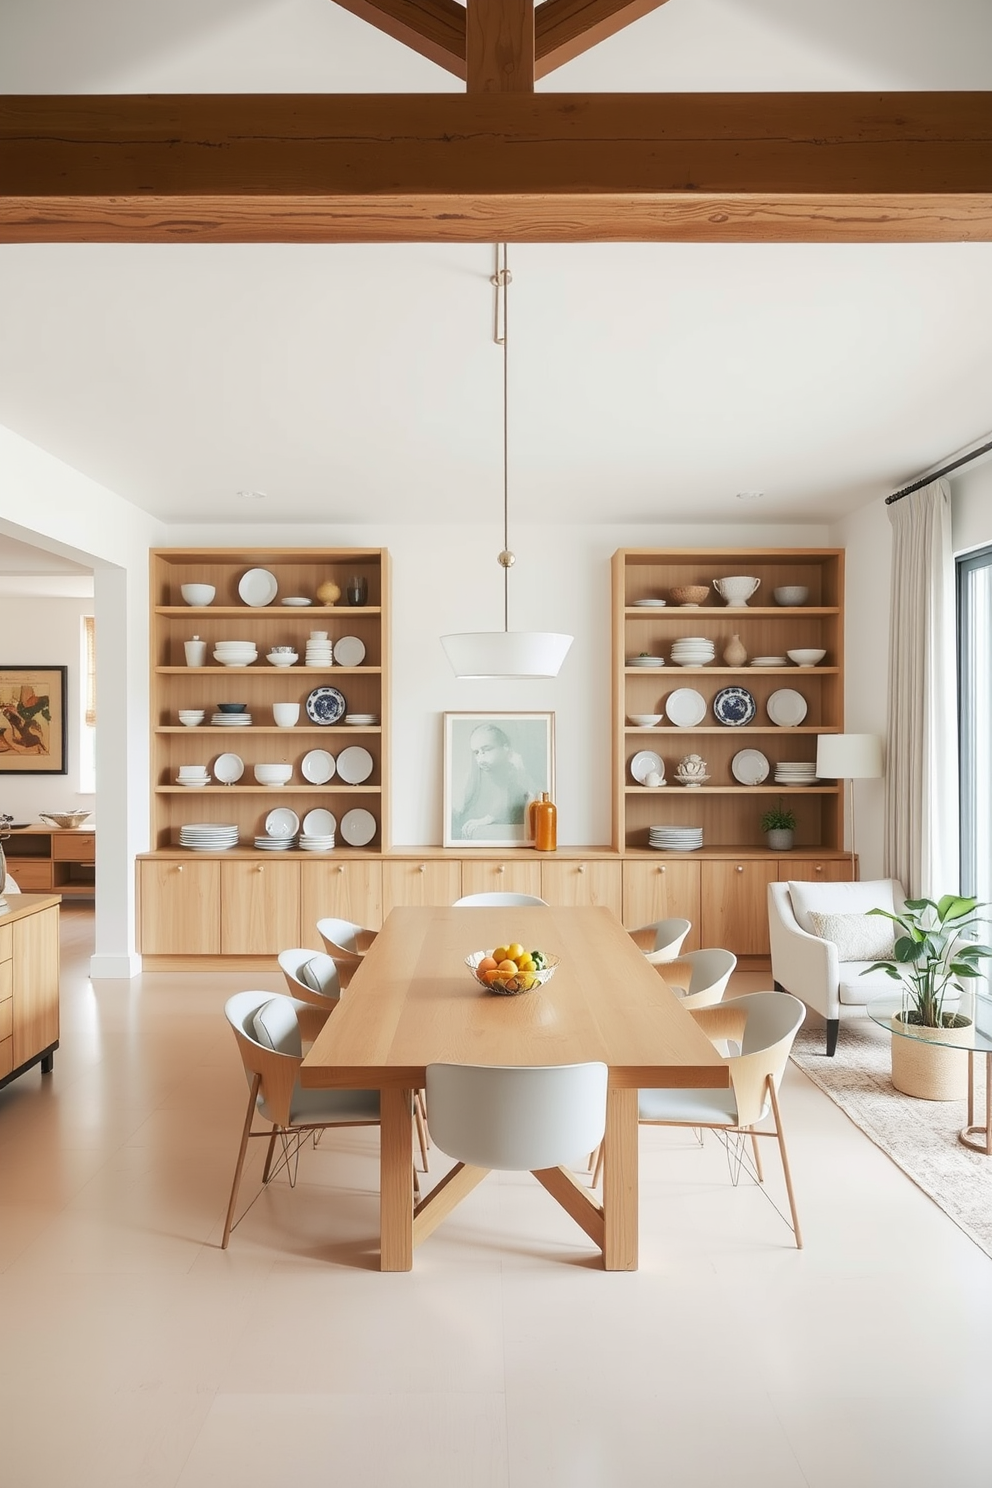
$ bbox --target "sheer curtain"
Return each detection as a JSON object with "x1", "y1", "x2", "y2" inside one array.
[{"x1": 884, "y1": 479, "x2": 959, "y2": 897}]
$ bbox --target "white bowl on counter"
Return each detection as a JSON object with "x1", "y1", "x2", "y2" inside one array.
[
  {"x1": 180, "y1": 583, "x2": 216, "y2": 606},
  {"x1": 254, "y1": 763, "x2": 293, "y2": 786},
  {"x1": 787, "y1": 648, "x2": 826, "y2": 667}
]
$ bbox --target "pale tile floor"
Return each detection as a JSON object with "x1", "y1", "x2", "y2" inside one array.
[{"x1": 2, "y1": 904, "x2": 991, "y2": 1487}]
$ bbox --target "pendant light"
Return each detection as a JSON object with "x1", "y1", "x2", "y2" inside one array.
[{"x1": 441, "y1": 246, "x2": 573, "y2": 680}]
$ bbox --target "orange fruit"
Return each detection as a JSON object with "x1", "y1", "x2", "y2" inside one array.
[
  {"x1": 482, "y1": 968, "x2": 501, "y2": 984},
  {"x1": 477, "y1": 956, "x2": 498, "y2": 973}
]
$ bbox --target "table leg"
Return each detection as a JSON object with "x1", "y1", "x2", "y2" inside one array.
[
  {"x1": 603, "y1": 1085, "x2": 638, "y2": 1270},
  {"x1": 380, "y1": 1086, "x2": 414, "y2": 1271},
  {"x1": 959, "y1": 1052, "x2": 992, "y2": 1157}
]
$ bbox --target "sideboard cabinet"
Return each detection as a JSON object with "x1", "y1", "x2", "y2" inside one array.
[{"x1": 0, "y1": 893, "x2": 60, "y2": 1090}]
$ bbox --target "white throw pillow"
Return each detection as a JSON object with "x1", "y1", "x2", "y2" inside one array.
[
  {"x1": 807, "y1": 910, "x2": 896, "y2": 963},
  {"x1": 788, "y1": 878, "x2": 897, "y2": 935}
]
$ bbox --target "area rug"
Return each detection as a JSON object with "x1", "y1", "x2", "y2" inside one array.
[{"x1": 790, "y1": 1020, "x2": 992, "y2": 1260}]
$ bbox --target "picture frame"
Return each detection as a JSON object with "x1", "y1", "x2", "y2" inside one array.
[
  {"x1": 443, "y1": 712, "x2": 555, "y2": 849},
  {"x1": 0, "y1": 667, "x2": 69, "y2": 775}
]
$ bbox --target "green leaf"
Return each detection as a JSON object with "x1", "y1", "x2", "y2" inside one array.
[
  {"x1": 904, "y1": 898, "x2": 934, "y2": 912},
  {"x1": 862, "y1": 962, "x2": 901, "y2": 978},
  {"x1": 949, "y1": 962, "x2": 981, "y2": 978},
  {"x1": 894, "y1": 935, "x2": 925, "y2": 962},
  {"x1": 937, "y1": 894, "x2": 976, "y2": 922}
]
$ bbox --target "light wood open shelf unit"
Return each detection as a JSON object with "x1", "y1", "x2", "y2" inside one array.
[
  {"x1": 613, "y1": 547, "x2": 846, "y2": 857},
  {"x1": 149, "y1": 547, "x2": 390, "y2": 854}
]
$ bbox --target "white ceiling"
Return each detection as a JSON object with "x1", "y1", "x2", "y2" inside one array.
[{"x1": 2, "y1": 0, "x2": 992, "y2": 529}]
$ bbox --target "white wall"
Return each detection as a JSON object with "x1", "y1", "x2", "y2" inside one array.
[
  {"x1": 952, "y1": 458, "x2": 992, "y2": 555},
  {"x1": 0, "y1": 595, "x2": 93, "y2": 820},
  {"x1": 830, "y1": 499, "x2": 892, "y2": 880}
]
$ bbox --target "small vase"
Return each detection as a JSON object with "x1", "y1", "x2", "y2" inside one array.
[
  {"x1": 723, "y1": 633, "x2": 748, "y2": 667},
  {"x1": 532, "y1": 793, "x2": 557, "y2": 852},
  {"x1": 766, "y1": 828, "x2": 794, "y2": 851}
]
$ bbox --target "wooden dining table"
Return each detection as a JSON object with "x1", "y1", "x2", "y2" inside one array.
[{"x1": 300, "y1": 904, "x2": 729, "y2": 1271}]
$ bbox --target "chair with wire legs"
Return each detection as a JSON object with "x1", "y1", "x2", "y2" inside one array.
[
  {"x1": 277, "y1": 948, "x2": 430, "y2": 1173},
  {"x1": 593, "y1": 993, "x2": 805, "y2": 1248},
  {"x1": 223, "y1": 990, "x2": 410, "y2": 1249},
  {"x1": 423, "y1": 1061, "x2": 608, "y2": 1252},
  {"x1": 315, "y1": 917, "x2": 378, "y2": 989},
  {"x1": 627, "y1": 918, "x2": 692, "y2": 964},
  {"x1": 452, "y1": 892, "x2": 549, "y2": 907}
]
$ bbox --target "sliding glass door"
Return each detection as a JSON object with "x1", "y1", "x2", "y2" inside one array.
[{"x1": 958, "y1": 546, "x2": 992, "y2": 902}]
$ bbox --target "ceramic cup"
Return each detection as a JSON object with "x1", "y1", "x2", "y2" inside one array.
[
  {"x1": 184, "y1": 638, "x2": 207, "y2": 666},
  {"x1": 272, "y1": 703, "x2": 300, "y2": 728},
  {"x1": 309, "y1": 631, "x2": 329, "y2": 641},
  {"x1": 712, "y1": 575, "x2": 761, "y2": 606}
]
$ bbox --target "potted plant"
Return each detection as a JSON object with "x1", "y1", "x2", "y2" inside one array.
[
  {"x1": 864, "y1": 895, "x2": 992, "y2": 1099},
  {"x1": 761, "y1": 800, "x2": 795, "y2": 851}
]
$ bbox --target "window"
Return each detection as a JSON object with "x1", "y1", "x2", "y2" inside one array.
[
  {"x1": 79, "y1": 615, "x2": 96, "y2": 794},
  {"x1": 957, "y1": 546, "x2": 992, "y2": 902}
]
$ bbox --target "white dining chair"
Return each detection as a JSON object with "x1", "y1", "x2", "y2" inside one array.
[
  {"x1": 452, "y1": 892, "x2": 548, "y2": 907},
  {"x1": 661, "y1": 948, "x2": 737, "y2": 1009},
  {"x1": 315, "y1": 916, "x2": 378, "y2": 987},
  {"x1": 424, "y1": 1061, "x2": 608, "y2": 1248},
  {"x1": 222, "y1": 990, "x2": 385, "y2": 1248},
  {"x1": 278, "y1": 948, "x2": 342, "y2": 1006},
  {"x1": 627, "y1": 917, "x2": 692, "y2": 964}
]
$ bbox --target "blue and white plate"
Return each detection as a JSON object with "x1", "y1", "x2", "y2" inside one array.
[
  {"x1": 305, "y1": 686, "x2": 347, "y2": 725},
  {"x1": 713, "y1": 686, "x2": 756, "y2": 726}
]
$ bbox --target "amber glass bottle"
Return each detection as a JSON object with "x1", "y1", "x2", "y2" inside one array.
[{"x1": 533, "y1": 792, "x2": 557, "y2": 852}]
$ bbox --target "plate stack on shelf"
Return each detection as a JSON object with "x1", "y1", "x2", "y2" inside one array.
[
  {"x1": 179, "y1": 823, "x2": 239, "y2": 851},
  {"x1": 344, "y1": 712, "x2": 378, "y2": 726},
  {"x1": 750, "y1": 655, "x2": 787, "y2": 668},
  {"x1": 648, "y1": 825, "x2": 704, "y2": 852},
  {"x1": 671, "y1": 637, "x2": 715, "y2": 667},
  {"x1": 299, "y1": 808, "x2": 336, "y2": 851},
  {"x1": 253, "y1": 831, "x2": 297, "y2": 850},
  {"x1": 212, "y1": 708, "x2": 252, "y2": 726},
  {"x1": 774, "y1": 761, "x2": 818, "y2": 786},
  {"x1": 305, "y1": 632, "x2": 333, "y2": 668}
]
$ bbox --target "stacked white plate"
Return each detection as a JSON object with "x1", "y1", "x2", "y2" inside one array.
[
  {"x1": 179, "y1": 822, "x2": 239, "y2": 851},
  {"x1": 775, "y1": 761, "x2": 818, "y2": 785},
  {"x1": 298, "y1": 834, "x2": 336, "y2": 852},
  {"x1": 211, "y1": 712, "x2": 252, "y2": 725},
  {"x1": 253, "y1": 834, "x2": 297, "y2": 850},
  {"x1": 648, "y1": 825, "x2": 704, "y2": 851},
  {"x1": 344, "y1": 713, "x2": 378, "y2": 726},
  {"x1": 671, "y1": 637, "x2": 715, "y2": 667},
  {"x1": 751, "y1": 656, "x2": 788, "y2": 668},
  {"x1": 305, "y1": 634, "x2": 333, "y2": 667},
  {"x1": 212, "y1": 641, "x2": 258, "y2": 667}
]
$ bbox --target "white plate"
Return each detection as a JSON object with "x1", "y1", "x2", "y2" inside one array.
[
  {"x1": 340, "y1": 808, "x2": 376, "y2": 847},
  {"x1": 628, "y1": 656, "x2": 665, "y2": 667},
  {"x1": 301, "y1": 748, "x2": 336, "y2": 784},
  {"x1": 630, "y1": 750, "x2": 664, "y2": 784},
  {"x1": 302, "y1": 809, "x2": 337, "y2": 836},
  {"x1": 731, "y1": 749, "x2": 770, "y2": 786},
  {"x1": 333, "y1": 635, "x2": 366, "y2": 667},
  {"x1": 212, "y1": 752, "x2": 244, "y2": 784},
  {"x1": 238, "y1": 568, "x2": 278, "y2": 607},
  {"x1": 264, "y1": 807, "x2": 300, "y2": 838},
  {"x1": 632, "y1": 598, "x2": 667, "y2": 607},
  {"x1": 281, "y1": 597, "x2": 312, "y2": 606},
  {"x1": 665, "y1": 688, "x2": 707, "y2": 727},
  {"x1": 336, "y1": 745, "x2": 373, "y2": 784},
  {"x1": 767, "y1": 688, "x2": 808, "y2": 727}
]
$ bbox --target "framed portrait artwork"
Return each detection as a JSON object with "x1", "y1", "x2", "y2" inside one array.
[
  {"x1": 0, "y1": 667, "x2": 68, "y2": 774},
  {"x1": 443, "y1": 712, "x2": 555, "y2": 849}
]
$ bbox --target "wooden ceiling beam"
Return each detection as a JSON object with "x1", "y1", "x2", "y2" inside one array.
[
  {"x1": 2, "y1": 93, "x2": 991, "y2": 244},
  {"x1": 467, "y1": 0, "x2": 535, "y2": 93},
  {"x1": 330, "y1": 0, "x2": 466, "y2": 79},
  {"x1": 534, "y1": 0, "x2": 672, "y2": 79}
]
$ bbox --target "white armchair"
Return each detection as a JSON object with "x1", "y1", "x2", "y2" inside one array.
[{"x1": 768, "y1": 878, "x2": 906, "y2": 1056}]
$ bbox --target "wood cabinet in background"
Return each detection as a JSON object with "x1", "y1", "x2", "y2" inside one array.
[
  {"x1": 138, "y1": 859, "x2": 220, "y2": 955},
  {"x1": 220, "y1": 860, "x2": 300, "y2": 955},
  {"x1": 300, "y1": 859, "x2": 384, "y2": 935},
  {"x1": 382, "y1": 859, "x2": 462, "y2": 915},
  {"x1": 699, "y1": 860, "x2": 780, "y2": 956},
  {"x1": 0, "y1": 894, "x2": 60, "y2": 1090},
  {"x1": 540, "y1": 860, "x2": 623, "y2": 917},
  {"x1": 458, "y1": 858, "x2": 544, "y2": 902},
  {"x1": 622, "y1": 860, "x2": 701, "y2": 950}
]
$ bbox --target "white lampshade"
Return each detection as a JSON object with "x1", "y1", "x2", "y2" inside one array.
[
  {"x1": 815, "y1": 733, "x2": 884, "y2": 780},
  {"x1": 440, "y1": 631, "x2": 573, "y2": 680}
]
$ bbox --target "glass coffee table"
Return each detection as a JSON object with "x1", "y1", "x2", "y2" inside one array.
[{"x1": 868, "y1": 990, "x2": 992, "y2": 1154}]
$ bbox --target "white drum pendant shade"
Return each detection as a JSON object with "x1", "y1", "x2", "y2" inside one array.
[{"x1": 441, "y1": 630, "x2": 573, "y2": 680}]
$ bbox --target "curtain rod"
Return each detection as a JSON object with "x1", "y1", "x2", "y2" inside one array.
[{"x1": 886, "y1": 437, "x2": 992, "y2": 505}]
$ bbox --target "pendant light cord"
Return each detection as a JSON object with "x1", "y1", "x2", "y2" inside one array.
[{"x1": 492, "y1": 243, "x2": 512, "y2": 633}]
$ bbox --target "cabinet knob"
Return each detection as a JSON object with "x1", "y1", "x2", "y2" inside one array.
[
  {"x1": 578, "y1": 864, "x2": 586, "y2": 874},
  {"x1": 337, "y1": 865, "x2": 345, "y2": 874},
  {"x1": 736, "y1": 865, "x2": 744, "y2": 874},
  {"x1": 815, "y1": 865, "x2": 823, "y2": 874},
  {"x1": 176, "y1": 865, "x2": 183, "y2": 873},
  {"x1": 418, "y1": 863, "x2": 426, "y2": 874},
  {"x1": 257, "y1": 865, "x2": 264, "y2": 873},
  {"x1": 657, "y1": 865, "x2": 666, "y2": 874},
  {"x1": 497, "y1": 864, "x2": 505, "y2": 875}
]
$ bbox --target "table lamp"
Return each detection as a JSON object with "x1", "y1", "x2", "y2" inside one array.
[{"x1": 815, "y1": 733, "x2": 884, "y2": 880}]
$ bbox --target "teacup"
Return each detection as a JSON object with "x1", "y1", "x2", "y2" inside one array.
[
  {"x1": 272, "y1": 703, "x2": 300, "y2": 728},
  {"x1": 713, "y1": 575, "x2": 761, "y2": 606}
]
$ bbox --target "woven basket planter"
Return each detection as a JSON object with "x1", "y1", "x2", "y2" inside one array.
[{"x1": 890, "y1": 1015, "x2": 972, "y2": 1101}]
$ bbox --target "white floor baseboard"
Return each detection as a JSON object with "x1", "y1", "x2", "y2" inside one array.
[{"x1": 89, "y1": 951, "x2": 142, "y2": 979}]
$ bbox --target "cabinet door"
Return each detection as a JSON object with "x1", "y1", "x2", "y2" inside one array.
[
  {"x1": 782, "y1": 859, "x2": 854, "y2": 885},
  {"x1": 12, "y1": 904, "x2": 59, "y2": 1067},
  {"x1": 700, "y1": 860, "x2": 778, "y2": 956},
  {"x1": 139, "y1": 859, "x2": 220, "y2": 954},
  {"x1": 382, "y1": 860, "x2": 462, "y2": 913},
  {"x1": 300, "y1": 859, "x2": 384, "y2": 936},
  {"x1": 221, "y1": 861, "x2": 301, "y2": 955},
  {"x1": 458, "y1": 859, "x2": 544, "y2": 901},
  {"x1": 53, "y1": 832, "x2": 95, "y2": 862},
  {"x1": 8, "y1": 860, "x2": 53, "y2": 892},
  {"x1": 622, "y1": 860, "x2": 701, "y2": 948},
  {"x1": 541, "y1": 861, "x2": 623, "y2": 916}
]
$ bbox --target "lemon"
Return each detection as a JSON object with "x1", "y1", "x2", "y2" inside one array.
[
  {"x1": 507, "y1": 943, "x2": 525, "y2": 961},
  {"x1": 493, "y1": 946, "x2": 509, "y2": 964}
]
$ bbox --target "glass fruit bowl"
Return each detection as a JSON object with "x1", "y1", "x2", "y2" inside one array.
[{"x1": 465, "y1": 949, "x2": 559, "y2": 996}]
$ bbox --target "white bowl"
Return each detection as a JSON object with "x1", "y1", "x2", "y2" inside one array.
[
  {"x1": 178, "y1": 711, "x2": 205, "y2": 726},
  {"x1": 629, "y1": 713, "x2": 663, "y2": 726},
  {"x1": 266, "y1": 652, "x2": 298, "y2": 667},
  {"x1": 181, "y1": 583, "x2": 216, "y2": 607},
  {"x1": 774, "y1": 586, "x2": 809, "y2": 606},
  {"x1": 787, "y1": 648, "x2": 826, "y2": 667},
  {"x1": 254, "y1": 763, "x2": 293, "y2": 785}
]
